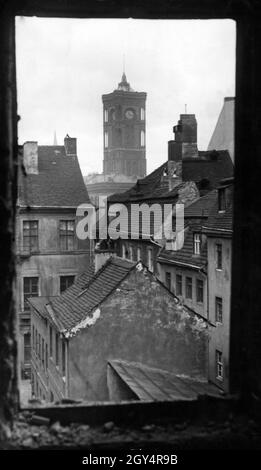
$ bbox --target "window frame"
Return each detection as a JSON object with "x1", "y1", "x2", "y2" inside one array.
[
  {"x1": 59, "y1": 219, "x2": 75, "y2": 252},
  {"x1": 60, "y1": 275, "x2": 75, "y2": 293},
  {"x1": 215, "y1": 296, "x2": 223, "y2": 324},
  {"x1": 23, "y1": 276, "x2": 39, "y2": 312},
  {"x1": 165, "y1": 271, "x2": 171, "y2": 291},
  {"x1": 216, "y1": 350, "x2": 224, "y2": 381},
  {"x1": 216, "y1": 243, "x2": 223, "y2": 270},
  {"x1": 1, "y1": 0, "x2": 259, "y2": 432},
  {"x1": 22, "y1": 219, "x2": 39, "y2": 252},
  {"x1": 185, "y1": 276, "x2": 193, "y2": 299},
  {"x1": 176, "y1": 274, "x2": 183, "y2": 296},
  {"x1": 196, "y1": 278, "x2": 204, "y2": 303},
  {"x1": 193, "y1": 233, "x2": 201, "y2": 255}
]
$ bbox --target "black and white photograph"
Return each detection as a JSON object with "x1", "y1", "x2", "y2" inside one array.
[{"x1": 0, "y1": 0, "x2": 261, "y2": 462}]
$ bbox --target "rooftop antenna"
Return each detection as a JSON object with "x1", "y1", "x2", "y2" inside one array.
[{"x1": 123, "y1": 53, "x2": 125, "y2": 74}]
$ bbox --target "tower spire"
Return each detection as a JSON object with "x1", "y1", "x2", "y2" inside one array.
[{"x1": 53, "y1": 130, "x2": 58, "y2": 146}]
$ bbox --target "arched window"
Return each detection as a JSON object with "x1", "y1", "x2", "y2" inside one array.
[{"x1": 104, "y1": 108, "x2": 108, "y2": 122}]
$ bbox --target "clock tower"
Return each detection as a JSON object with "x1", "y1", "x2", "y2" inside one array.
[{"x1": 102, "y1": 73, "x2": 147, "y2": 178}]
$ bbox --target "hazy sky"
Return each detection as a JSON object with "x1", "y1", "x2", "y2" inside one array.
[{"x1": 16, "y1": 17, "x2": 235, "y2": 176}]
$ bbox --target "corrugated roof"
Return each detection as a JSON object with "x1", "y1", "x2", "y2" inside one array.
[
  {"x1": 18, "y1": 145, "x2": 89, "y2": 207},
  {"x1": 109, "y1": 359, "x2": 221, "y2": 401},
  {"x1": 109, "y1": 151, "x2": 233, "y2": 203}
]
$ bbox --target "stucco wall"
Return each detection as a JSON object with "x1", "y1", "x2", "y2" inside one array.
[
  {"x1": 157, "y1": 263, "x2": 208, "y2": 320},
  {"x1": 207, "y1": 237, "x2": 232, "y2": 391},
  {"x1": 68, "y1": 265, "x2": 208, "y2": 401}
]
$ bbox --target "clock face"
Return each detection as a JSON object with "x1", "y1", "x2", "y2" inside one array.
[{"x1": 125, "y1": 109, "x2": 134, "y2": 119}]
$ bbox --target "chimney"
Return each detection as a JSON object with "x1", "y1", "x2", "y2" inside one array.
[
  {"x1": 173, "y1": 114, "x2": 198, "y2": 158},
  {"x1": 23, "y1": 141, "x2": 38, "y2": 175},
  {"x1": 94, "y1": 242, "x2": 116, "y2": 273},
  {"x1": 64, "y1": 134, "x2": 77, "y2": 156}
]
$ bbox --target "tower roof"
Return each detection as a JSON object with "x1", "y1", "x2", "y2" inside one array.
[{"x1": 117, "y1": 72, "x2": 134, "y2": 92}]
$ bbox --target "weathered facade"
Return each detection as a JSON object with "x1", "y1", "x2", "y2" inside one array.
[
  {"x1": 158, "y1": 181, "x2": 233, "y2": 392},
  {"x1": 108, "y1": 111, "x2": 233, "y2": 274},
  {"x1": 203, "y1": 180, "x2": 233, "y2": 391},
  {"x1": 17, "y1": 136, "x2": 91, "y2": 379},
  {"x1": 29, "y1": 256, "x2": 209, "y2": 402}
]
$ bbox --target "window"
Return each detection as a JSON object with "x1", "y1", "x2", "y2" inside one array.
[
  {"x1": 42, "y1": 339, "x2": 44, "y2": 368},
  {"x1": 32, "y1": 326, "x2": 35, "y2": 351},
  {"x1": 55, "y1": 333, "x2": 59, "y2": 367},
  {"x1": 216, "y1": 243, "x2": 222, "y2": 269},
  {"x1": 38, "y1": 333, "x2": 42, "y2": 362},
  {"x1": 23, "y1": 220, "x2": 38, "y2": 252},
  {"x1": 165, "y1": 272, "x2": 171, "y2": 291},
  {"x1": 215, "y1": 296, "x2": 223, "y2": 323},
  {"x1": 216, "y1": 350, "x2": 223, "y2": 380},
  {"x1": 59, "y1": 220, "x2": 75, "y2": 251},
  {"x1": 23, "y1": 277, "x2": 39, "y2": 311},
  {"x1": 140, "y1": 130, "x2": 145, "y2": 147},
  {"x1": 129, "y1": 246, "x2": 133, "y2": 261},
  {"x1": 218, "y1": 188, "x2": 226, "y2": 211},
  {"x1": 196, "y1": 279, "x2": 204, "y2": 303},
  {"x1": 137, "y1": 247, "x2": 141, "y2": 261},
  {"x1": 104, "y1": 108, "x2": 108, "y2": 122},
  {"x1": 62, "y1": 341, "x2": 66, "y2": 376},
  {"x1": 140, "y1": 107, "x2": 145, "y2": 120},
  {"x1": 60, "y1": 275, "x2": 75, "y2": 293},
  {"x1": 49, "y1": 325, "x2": 53, "y2": 357},
  {"x1": 24, "y1": 333, "x2": 31, "y2": 364},
  {"x1": 193, "y1": 233, "x2": 201, "y2": 255},
  {"x1": 147, "y1": 248, "x2": 153, "y2": 272},
  {"x1": 176, "y1": 274, "x2": 182, "y2": 296},
  {"x1": 104, "y1": 130, "x2": 108, "y2": 148},
  {"x1": 45, "y1": 344, "x2": 48, "y2": 370},
  {"x1": 185, "y1": 277, "x2": 192, "y2": 299}
]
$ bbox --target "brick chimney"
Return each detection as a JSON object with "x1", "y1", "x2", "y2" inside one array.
[
  {"x1": 23, "y1": 141, "x2": 38, "y2": 175},
  {"x1": 64, "y1": 134, "x2": 77, "y2": 156},
  {"x1": 94, "y1": 241, "x2": 116, "y2": 273},
  {"x1": 173, "y1": 114, "x2": 198, "y2": 159}
]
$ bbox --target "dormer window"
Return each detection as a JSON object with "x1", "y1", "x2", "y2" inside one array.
[
  {"x1": 193, "y1": 233, "x2": 201, "y2": 255},
  {"x1": 218, "y1": 187, "x2": 226, "y2": 212}
]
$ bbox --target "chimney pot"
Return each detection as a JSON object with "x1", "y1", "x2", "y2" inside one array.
[
  {"x1": 64, "y1": 135, "x2": 77, "y2": 156},
  {"x1": 23, "y1": 141, "x2": 38, "y2": 174}
]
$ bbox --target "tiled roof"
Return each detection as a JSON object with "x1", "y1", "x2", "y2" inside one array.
[
  {"x1": 184, "y1": 190, "x2": 217, "y2": 218},
  {"x1": 47, "y1": 257, "x2": 136, "y2": 332},
  {"x1": 203, "y1": 202, "x2": 233, "y2": 234},
  {"x1": 29, "y1": 296, "x2": 51, "y2": 318},
  {"x1": 109, "y1": 359, "x2": 221, "y2": 401},
  {"x1": 108, "y1": 150, "x2": 233, "y2": 203},
  {"x1": 18, "y1": 145, "x2": 89, "y2": 207},
  {"x1": 158, "y1": 225, "x2": 208, "y2": 270}
]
